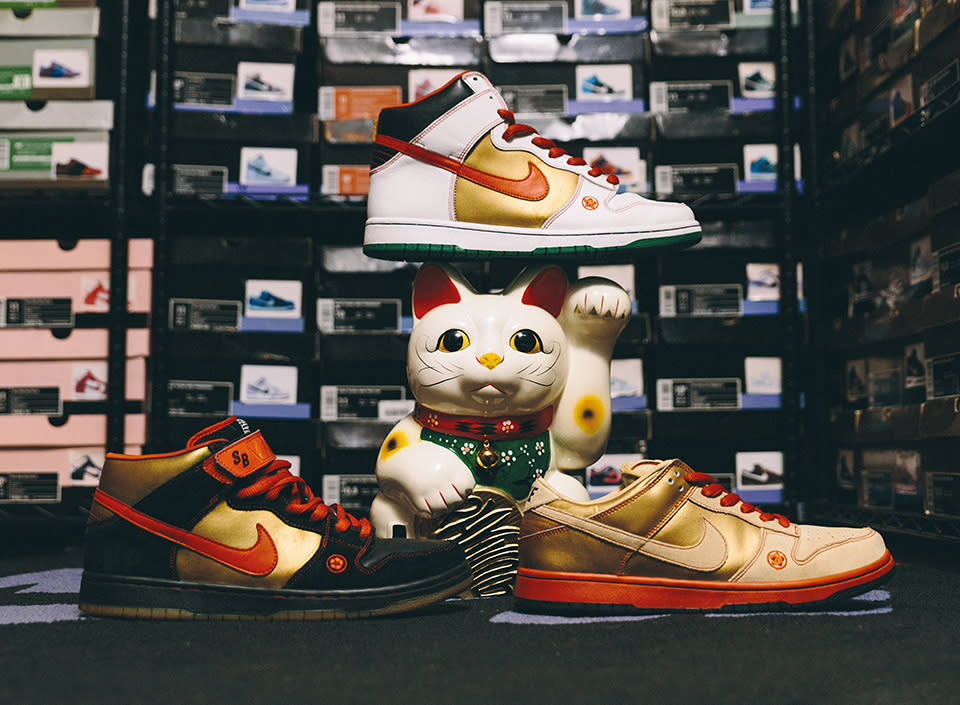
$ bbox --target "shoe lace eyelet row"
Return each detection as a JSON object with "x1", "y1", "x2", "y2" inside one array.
[
  {"x1": 497, "y1": 109, "x2": 620, "y2": 185},
  {"x1": 684, "y1": 471, "x2": 790, "y2": 527},
  {"x1": 236, "y1": 459, "x2": 372, "y2": 537}
]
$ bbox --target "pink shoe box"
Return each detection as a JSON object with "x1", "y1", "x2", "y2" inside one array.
[
  {"x1": 0, "y1": 268, "x2": 152, "y2": 317},
  {"x1": 0, "y1": 238, "x2": 153, "y2": 271},
  {"x1": 0, "y1": 445, "x2": 142, "y2": 496},
  {"x1": 0, "y1": 328, "x2": 149, "y2": 360},
  {"x1": 0, "y1": 413, "x2": 146, "y2": 448},
  {"x1": 0, "y1": 357, "x2": 147, "y2": 406}
]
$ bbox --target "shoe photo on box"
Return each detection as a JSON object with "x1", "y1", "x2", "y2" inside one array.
[
  {"x1": 364, "y1": 71, "x2": 701, "y2": 262},
  {"x1": 244, "y1": 154, "x2": 291, "y2": 184},
  {"x1": 38, "y1": 61, "x2": 80, "y2": 78},
  {"x1": 78, "y1": 417, "x2": 472, "y2": 620},
  {"x1": 515, "y1": 458, "x2": 894, "y2": 614}
]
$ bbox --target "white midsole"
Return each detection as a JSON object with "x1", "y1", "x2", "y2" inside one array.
[{"x1": 364, "y1": 219, "x2": 702, "y2": 251}]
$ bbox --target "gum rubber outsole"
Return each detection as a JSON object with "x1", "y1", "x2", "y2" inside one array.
[
  {"x1": 513, "y1": 551, "x2": 895, "y2": 615},
  {"x1": 78, "y1": 569, "x2": 473, "y2": 621}
]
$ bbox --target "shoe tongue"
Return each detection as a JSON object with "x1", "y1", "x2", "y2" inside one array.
[
  {"x1": 186, "y1": 417, "x2": 256, "y2": 449},
  {"x1": 619, "y1": 458, "x2": 680, "y2": 486}
]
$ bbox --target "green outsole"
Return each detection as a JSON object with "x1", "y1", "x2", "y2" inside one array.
[{"x1": 363, "y1": 231, "x2": 703, "y2": 262}]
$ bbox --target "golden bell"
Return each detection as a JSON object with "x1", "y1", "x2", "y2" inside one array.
[{"x1": 476, "y1": 440, "x2": 499, "y2": 470}]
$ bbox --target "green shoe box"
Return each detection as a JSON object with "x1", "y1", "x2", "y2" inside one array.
[{"x1": 0, "y1": 38, "x2": 96, "y2": 100}]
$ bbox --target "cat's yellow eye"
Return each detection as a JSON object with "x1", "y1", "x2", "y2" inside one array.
[
  {"x1": 437, "y1": 329, "x2": 469, "y2": 353},
  {"x1": 510, "y1": 329, "x2": 543, "y2": 354}
]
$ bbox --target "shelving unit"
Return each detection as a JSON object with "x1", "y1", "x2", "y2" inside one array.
[{"x1": 4, "y1": 0, "x2": 958, "y2": 545}]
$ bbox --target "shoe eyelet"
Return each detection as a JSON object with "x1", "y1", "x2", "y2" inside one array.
[{"x1": 667, "y1": 477, "x2": 674, "y2": 484}]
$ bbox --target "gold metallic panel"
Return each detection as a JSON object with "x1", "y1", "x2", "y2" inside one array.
[
  {"x1": 453, "y1": 136, "x2": 580, "y2": 227},
  {"x1": 176, "y1": 503, "x2": 322, "y2": 589},
  {"x1": 101, "y1": 447, "x2": 212, "y2": 506}
]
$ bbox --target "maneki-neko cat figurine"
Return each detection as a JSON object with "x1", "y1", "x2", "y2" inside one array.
[{"x1": 369, "y1": 263, "x2": 630, "y2": 595}]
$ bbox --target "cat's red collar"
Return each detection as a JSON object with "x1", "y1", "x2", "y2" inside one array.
[{"x1": 413, "y1": 404, "x2": 554, "y2": 439}]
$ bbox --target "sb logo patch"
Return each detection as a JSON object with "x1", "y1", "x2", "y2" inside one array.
[
  {"x1": 581, "y1": 196, "x2": 599, "y2": 211},
  {"x1": 326, "y1": 554, "x2": 348, "y2": 574},
  {"x1": 767, "y1": 550, "x2": 788, "y2": 570}
]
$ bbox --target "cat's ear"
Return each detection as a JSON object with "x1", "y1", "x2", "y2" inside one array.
[
  {"x1": 412, "y1": 264, "x2": 475, "y2": 320},
  {"x1": 506, "y1": 266, "x2": 568, "y2": 318}
]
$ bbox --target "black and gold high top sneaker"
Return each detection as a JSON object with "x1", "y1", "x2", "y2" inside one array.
[{"x1": 79, "y1": 417, "x2": 472, "y2": 620}]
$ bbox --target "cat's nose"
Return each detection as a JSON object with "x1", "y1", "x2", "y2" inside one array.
[{"x1": 476, "y1": 352, "x2": 502, "y2": 370}]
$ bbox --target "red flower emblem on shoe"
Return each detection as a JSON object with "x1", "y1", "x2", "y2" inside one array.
[
  {"x1": 582, "y1": 196, "x2": 599, "y2": 210},
  {"x1": 767, "y1": 550, "x2": 788, "y2": 570},
  {"x1": 326, "y1": 554, "x2": 348, "y2": 573}
]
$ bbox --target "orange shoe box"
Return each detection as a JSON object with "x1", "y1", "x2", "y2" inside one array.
[
  {"x1": 0, "y1": 445, "x2": 141, "y2": 496},
  {"x1": 0, "y1": 268, "x2": 152, "y2": 316},
  {"x1": 0, "y1": 357, "x2": 147, "y2": 405},
  {"x1": 0, "y1": 413, "x2": 146, "y2": 448},
  {"x1": 0, "y1": 238, "x2": 153, "y2": 271},
  {"x1": 0, "y1": 328, "x2": 149, "y2": 360}
]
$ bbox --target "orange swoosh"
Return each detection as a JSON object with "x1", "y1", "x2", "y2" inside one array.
[
  {"x1": 376, "y1": 133, "x2": 550, "y2": 201},
  {"x1": 94, "y1": 489, "x2": 278, "y2": 576}
]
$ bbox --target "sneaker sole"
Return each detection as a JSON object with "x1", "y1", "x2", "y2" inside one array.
[
  {"x1": 78, "y1": 565, "x2": 472, "y2": 621},
  {"x1": 363, "y1": 220, "x2": 702, "y2": 262},
  {"x1": 514, "y1": 550, "x2": 894, "y2": 613}
]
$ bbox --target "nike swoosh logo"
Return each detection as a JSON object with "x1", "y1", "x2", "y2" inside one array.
[
  {"x1": 536, "y1": 506, "x2": 727, "y2": 572},
  {"x1": 94, "y1": 489, "x2": 278, "y2": 576},
  {"x1": 376, "y1": 133, "x2": 550, "y2": 201}
]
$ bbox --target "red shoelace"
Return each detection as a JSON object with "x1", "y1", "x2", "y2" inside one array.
[
  {"x1": 236, "y1": 459, "x2": 372, "y2": 537},
  {"x1": 685, "y1": 471, "x2": 791, "y2": 528},
  {"x1": 497, "y1": 108, "x2": 620, "y2": 185}
]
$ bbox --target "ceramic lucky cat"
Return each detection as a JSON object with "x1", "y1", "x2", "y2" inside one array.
[{"x1": 369, "y1": 263, "x2": 630, "y2": 539}]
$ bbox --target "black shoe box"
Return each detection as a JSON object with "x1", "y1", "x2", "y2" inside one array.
[
  {"x1": 170, "y1": 0, "x2": 312, "y2": 37},
  {"x1": 488, "y1": 61, "x2": 647, "y2": 116}
]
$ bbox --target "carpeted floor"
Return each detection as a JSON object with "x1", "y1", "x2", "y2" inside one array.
[{"x1": 0, "y1": 534, "x2": 956, "y2": 705}]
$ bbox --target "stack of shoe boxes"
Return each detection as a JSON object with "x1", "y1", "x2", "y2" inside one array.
[
  {"x1": 146, "y1": 0, "x2": 315, "y2": 199},
  {"x1": 164, "y1": 230, "x2": 319, "y2": 483},
  {"x1": 0, "y1": 2, "x2": 110, "y2": 189},
  {"x1": 0, "y1": 238, "x2": 151, "y2": 503},
  {"x1": 820, "y1": 0, "x2": 960, "y2": 517}
]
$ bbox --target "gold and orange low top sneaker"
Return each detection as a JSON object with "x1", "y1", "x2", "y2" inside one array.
[
  {"x1": 516, "y1": 459, "x2": 894, "y2": 613},
  {"x1": 79, "y1": 417, "x2": 472, "y2": 620}
]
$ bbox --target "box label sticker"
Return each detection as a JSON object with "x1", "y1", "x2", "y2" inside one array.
[
  {"x1": 920, "y1": 59, "x2": 958, "y2": 107},
  {"x1": 497, "y1": 84, "x2": 568, "y2": 116},
  {"x1": 0, "y1": 387, "x2": 61, "y2": 416},
  {"x1": 933, "y1": 242, "x2": 960, "y2": 291},
  {"x1": 318, "y1": 1, "x2": 401, "y2": 35},
  {"x1": 322, "y1": 474, "x2": 379, "y2": 511},
  {"x1": 316, "y1": 298, "x2": 401, "y2": 333},
  {"x1": 655, "y1": 164, "x2": 738, "y2": 194},
  {"x1": 0, "y1": 66, "x2": 32, "y2": 100},
  {"x1": 321, "y1": 165, "x2": 370, "y2": 195},
  {"x1": 925, "y1": 472, "x2": 960, "y2": 518},
  {"x1": 656, "y1": 378, "x2": 741, "y2": 410},
  {"x1": 926, "y1": 353, "x2": 960, "y2": 399},
  {"x1": 0, "y1": 297, "x2": 73, "y2": 328},
  {"x1": 172, "y1": 165, "x2": 228, "y2": 197},
  {"x1": 169, "y1": 299, "x2": 242, "y2": 332},
  {"x1": 485, "y1": 1, "x2": 567, "y2": 34},
  {"x1": 659, "y1": 284, "x2": 743, "y2": 317},
  {"x1": 0, "y1": 473, "x2": 59, "y2": 504},
  {"x1": 649, "y1": 80, "x2": 732, "y2": 114},
  {"x1": 168, "y1": 380, "x2": 234, "y2": 417},
  {"x1": 320, "y1": 385, "x2": 406, "y2": 420},
  {"x1": 651, "y1": 0, "x2": 733, "y2": 29},
  {"x1": 174, "y1": 71, "x2": 235, "y2": 108},
  {"x1": 0, "y1": 136, "x2": 74, "y2": 173},
  {"x1": 318, "y1": 85, "x2": 402, "y2": 121}
]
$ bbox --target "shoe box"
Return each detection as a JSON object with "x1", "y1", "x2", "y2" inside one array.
[
  {"x1": 0, "y1": 237, "x2": 153, "y2": 327},
  {"x1": 650, "y1": 0, "x2": 797, "y2": 32},
  {"x1": 0, "y1": 444, "x2": 142, "y2": 501},
  {"x1": 144, "y1": 111, "x2": 317, "y2": 200},
  {"x1": 0, "y1": 5, "x2": 99, "y2": 102}
]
